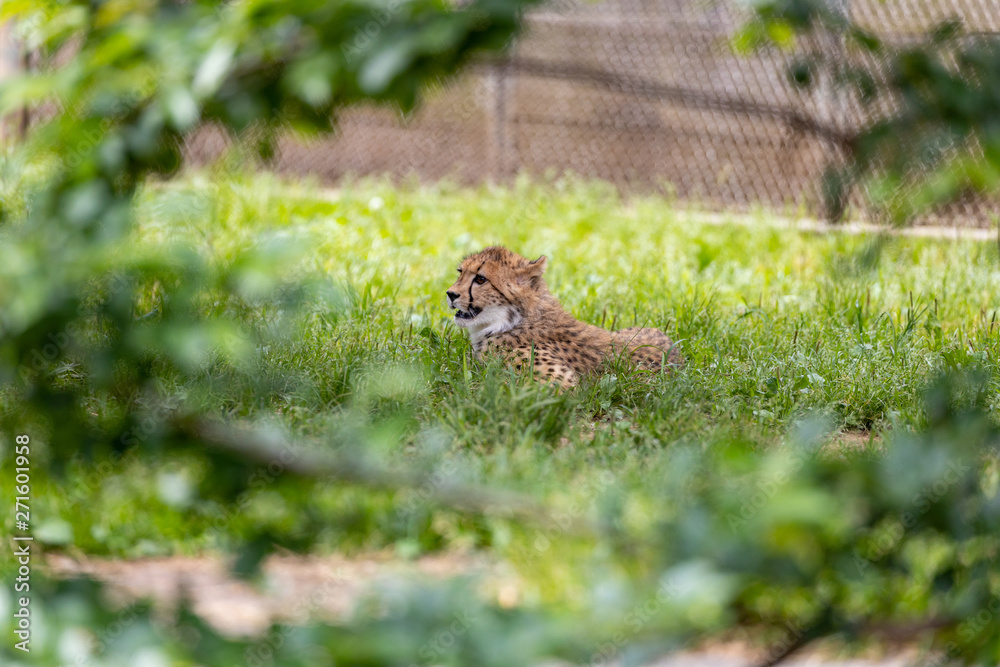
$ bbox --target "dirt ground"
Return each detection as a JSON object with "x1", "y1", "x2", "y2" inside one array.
[
  {"x1": 46, "y1": 551, "x2": 512, "y2": 637},
  {"x1": 46, "y1": 553, "x2": 923, "y2": 666}
]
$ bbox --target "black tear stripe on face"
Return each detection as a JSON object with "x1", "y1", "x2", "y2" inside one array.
[{"x1": 468, "y1": 261, "x2": 484, "y2": 306}]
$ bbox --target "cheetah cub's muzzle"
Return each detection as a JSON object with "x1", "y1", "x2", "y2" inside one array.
[{"x1": 445, "y1": 290, "x2": 483, "y2": 322}]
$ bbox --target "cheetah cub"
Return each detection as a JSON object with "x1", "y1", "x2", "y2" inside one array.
[{"x1": 446, "y1": 246, "x2": 681, "y2": 388}]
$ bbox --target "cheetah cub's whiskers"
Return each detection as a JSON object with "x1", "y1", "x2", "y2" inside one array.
[{"x1": 446, "y1": 246, "x2": 682, "y2": 388}]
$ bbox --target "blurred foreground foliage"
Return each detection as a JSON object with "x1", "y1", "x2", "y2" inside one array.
[
  {"x1": 0, "y1": 0, "x2": 537, "y2": 510},
  {"x1": 0, "y1": 0, "x2": 999, "y2": 665},
  {"x1": 2, "y1": 372, "x2": 1000, "y2": 664},
  {"x1": 738, "y1": 0, "x2": 1000, "y2": 223}
]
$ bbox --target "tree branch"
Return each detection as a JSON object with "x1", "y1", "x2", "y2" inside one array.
[
  {"x1": 186, "y1": 418, "x2": 597, "y2": 534},
  {"x1": 484, "y1": 57, "x2": 856, "y2": 154}
]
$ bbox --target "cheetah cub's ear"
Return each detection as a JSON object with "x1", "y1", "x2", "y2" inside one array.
[{"x1": 516, "y1": 255, "x2": 548, "y2": 290}]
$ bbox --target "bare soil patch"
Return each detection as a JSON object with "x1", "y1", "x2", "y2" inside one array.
[{"x1": 46, "y1": 551, "x2": 515, "y2": 638}]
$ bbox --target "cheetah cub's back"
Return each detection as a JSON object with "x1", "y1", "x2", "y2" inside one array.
[{"x1": 446, "y1": 246, "x2": 681, "y2": 388}]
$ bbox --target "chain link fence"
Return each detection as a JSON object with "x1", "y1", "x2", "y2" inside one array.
[{"x1": 137, "y1": 2, "x2": 1000, "y2": 225}]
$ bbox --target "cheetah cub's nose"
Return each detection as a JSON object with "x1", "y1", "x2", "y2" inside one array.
[{"x1": 446, "y1": 291, "x2": 459, "y2": 304}]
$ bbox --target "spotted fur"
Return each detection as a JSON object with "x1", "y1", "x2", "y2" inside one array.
[{"x1": 446, "y1": 246, "x2": 682, "y2": 388}]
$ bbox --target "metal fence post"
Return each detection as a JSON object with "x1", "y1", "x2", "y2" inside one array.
[{"x1": 487, "y1": 58, "x2": 512, "y2": 181}]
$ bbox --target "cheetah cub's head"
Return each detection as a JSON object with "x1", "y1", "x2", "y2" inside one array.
[{"x1": 446, "y1": 246, "x2": 548, "y2": 340}]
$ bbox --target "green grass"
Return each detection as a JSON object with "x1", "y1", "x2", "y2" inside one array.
[
  {"x1": 10, "y1": 171, "x2": 1000, "y2": 592},
  {"x1": 143, "y1": 171, "x2": 1000, "y2": 430}
]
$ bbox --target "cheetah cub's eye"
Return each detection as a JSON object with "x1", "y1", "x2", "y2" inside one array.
[{"x1": 473, "y1": 274, "x2": 487, "y2": 285}]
